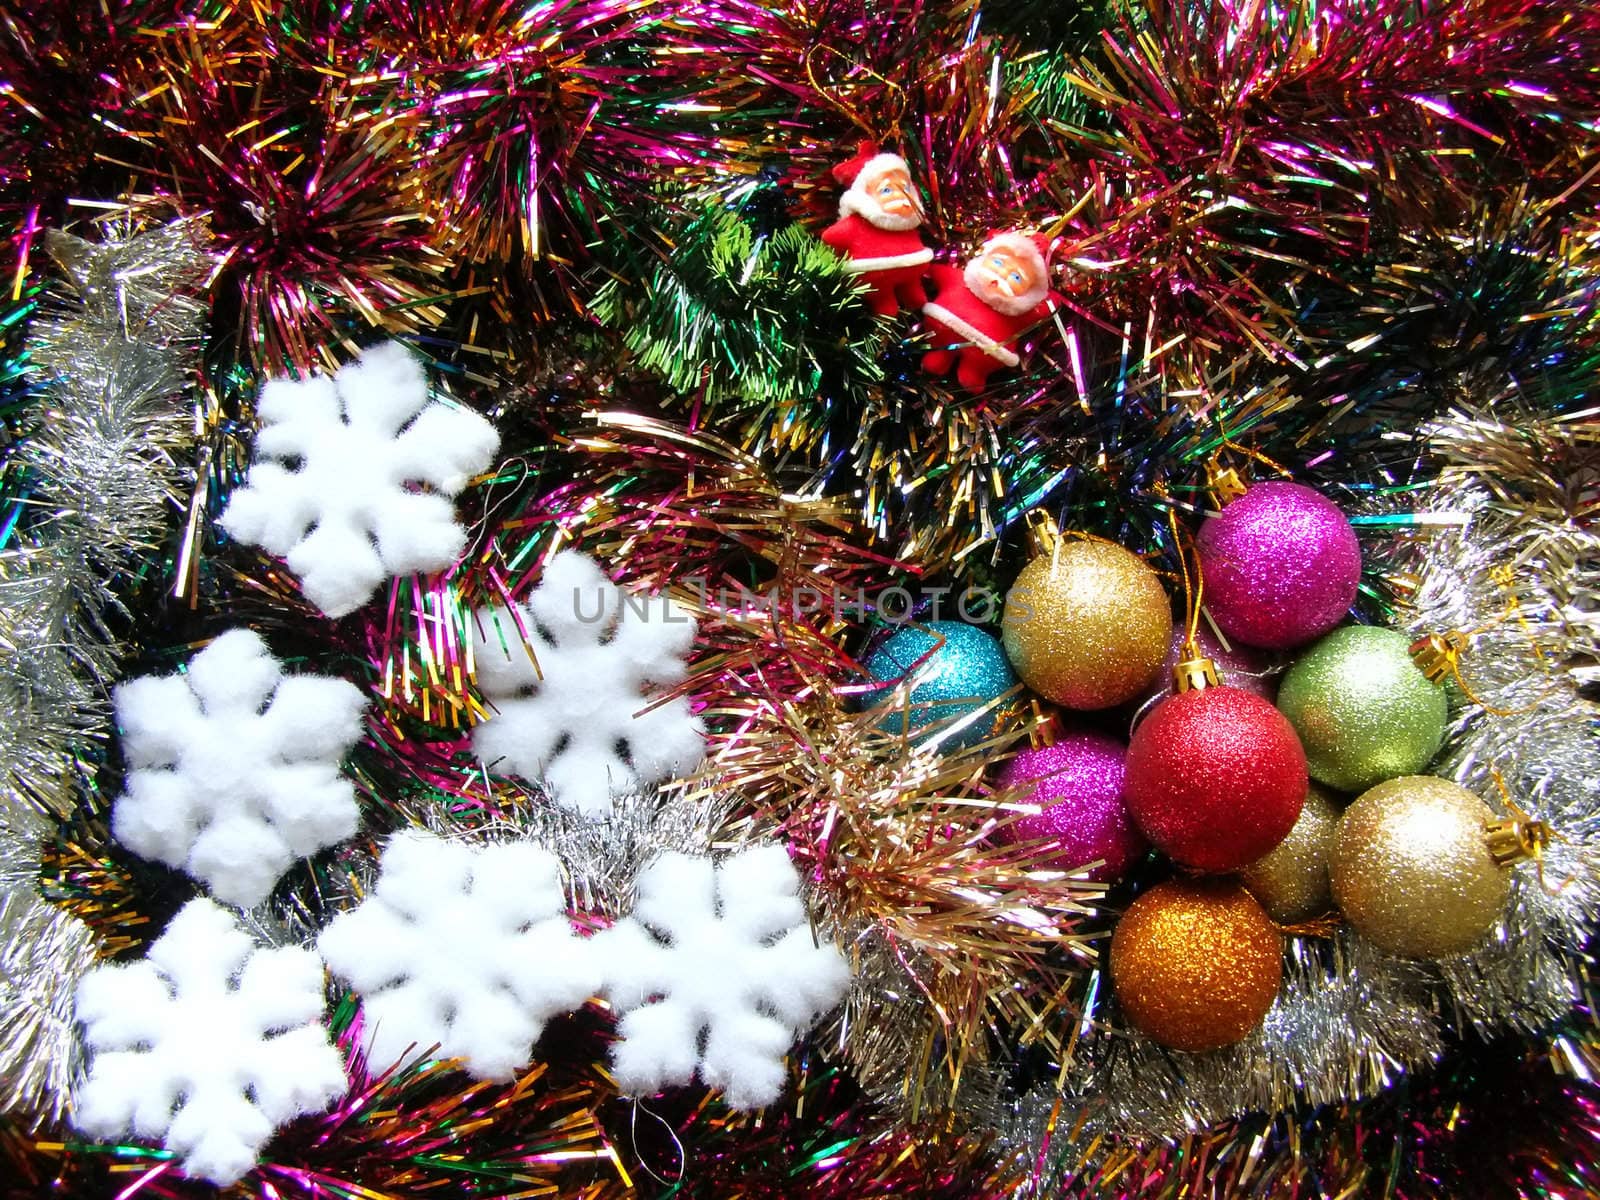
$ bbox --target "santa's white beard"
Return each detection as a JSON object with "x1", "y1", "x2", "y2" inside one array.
[
  {"x1": 963, "y1": 256, "x2": 1047, "y2": 316},
  {"x1": 839, "y1": 189, "x2": 922, "y2": 231}
]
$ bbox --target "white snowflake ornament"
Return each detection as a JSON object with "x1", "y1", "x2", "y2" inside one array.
[
  {"x1": 74, "y1": 898, "x2": 347, "y2": 1186},
  {"x1": 112, "y1": 629, "x2": 367, "y2": 907},
  {"x1": 470, "y1": 550, "x2": 704, "y2": 815},
  {"x1": 596, "y1": 845, "x2": 849, "y2": 1108},
  {"x1": 219, "y1": 341, "x2": 500, "y2": 618},
  {"x1": 318, "y1": 829, "x2": 598, "y2": 1081}
]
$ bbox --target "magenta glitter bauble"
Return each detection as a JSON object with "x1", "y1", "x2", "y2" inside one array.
[
  {"x1": 994, "y1": 730, "x2": 1147, "y2": 880},
  {"x1": 1196, "y1": 481, "x2": 1361, "y2": 650}
]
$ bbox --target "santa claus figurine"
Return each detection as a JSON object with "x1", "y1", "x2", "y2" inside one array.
[
  {"x1": 921, "y1": 231, "x2": 1057, "y2": 393},
  {"x1": 819, "y1": 142, "x2": 933, "y2": 317}
]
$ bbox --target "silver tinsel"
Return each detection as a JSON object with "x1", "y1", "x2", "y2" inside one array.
[
  {"x1": 520, "y1": 787, "x2": 740, "y2": 918},
  {"x1": 2, "y1": 219, "x2": 212, "y2": 821},
  {"x1": 1393, "y1": 409, "x2": 1600, "y2": 1038},
  {"x1": 276, "y1": 784, "x2": 742, "y2": 949},
  {"x1": 0, "y1": 890, "x2": 99, "y2": 1120},
  {"x1": 0, "y1": 217, "x2": 213, "y2": 1123},
  {"x1": 1004, "y1": 932, "x2": 1444, "y2": 1146},
  {"x1": 447, "y1": 785, "x2": 741, "y2": 920}
]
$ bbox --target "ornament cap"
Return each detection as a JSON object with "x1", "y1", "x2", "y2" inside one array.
[
  {"x1": 1409, "y1": 630, "x2": 1467, "y2": 684},
  {"x1": 1205, "y1": 460, "x2": 1250, "y2": 508},
  {"x1": 1483, "y1": 810, "x2": 1555, "y2": 868},
  {"x1": 1023, "y1": 509, "x2": 1063, "y2": 556},
  {"x1": 1172, "y1": 654, "x2": 1220, "y2": 693},
  {"x1": 1030, "y1": 705, "x2": 1064, "y2": 747}
]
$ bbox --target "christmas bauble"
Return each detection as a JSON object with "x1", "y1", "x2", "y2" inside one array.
[
  {"x1": 1125, "y1": 685, "x2": 1307, "y2": 872},
  {"x1": 1331, "y1": 775, "x2": 1508, "y2": 958},
  {"x1": 1133, "y1": 621, "x2": 1277, "y2": 715},
  {"x1": 993, "y1": 730, "x2": 1146, "y2": 881},
  {"x1": 1240, "y1": 783, "x2": 1341, "y2": 923},
  {"x1": 1000, "y1": 540, "x2": 1172, "y2": 710},
  {"x1": 1196, "y1": 481, "x2": 1361, "y2": 650},
  {"x1": 1110, "y1": 878, "x2": 1282, "y2": 1053},
  {"x1": 1275, "y1": 625, "x2": 1447, "y2": 793},
  {"x1": 862, "y1": 622, "x2": 1015, "y2": 750}
]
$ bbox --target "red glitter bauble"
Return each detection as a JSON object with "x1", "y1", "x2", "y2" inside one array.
[{"x1": 1125, "y1": 685, "x2": 1307, "y2": 872}]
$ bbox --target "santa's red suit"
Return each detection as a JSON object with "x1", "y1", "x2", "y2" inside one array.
[
  {"x1": 819, "y1": 145, "x2": 932, "y2": 317},
  {"x1": 922, "y1": 232, "x2": 1057, "y2": 393}
]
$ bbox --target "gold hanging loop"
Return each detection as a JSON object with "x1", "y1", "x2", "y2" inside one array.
[
  {"x1": 1483, "y1": 769, "x2": 1568, "y2": 895},
  {"x1": 1409, "y1": 629, "x2": 1539, "y2": 716},
  {"x1": 1167, "y1": 509, "x2": 1218, "y2": 693}
]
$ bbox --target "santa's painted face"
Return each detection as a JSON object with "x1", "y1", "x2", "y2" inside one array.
[
  {"x1": 865, "y1": 166, "x2": 917, "y2": 218},
  {"x1": 970, "y1": 246, "x2": 1039, "y2": 301}
]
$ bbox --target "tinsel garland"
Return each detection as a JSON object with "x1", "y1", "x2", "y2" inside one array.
[
  {"x1": 0, "y1": 0, "x2": 1597, "y2": 1195},
  {"x1": 1399, "y1": 409, "x2": 1600, "y2": 1035},
  {"x1": 0, "y1": 218, "x2": 212, "y2": 1122}
]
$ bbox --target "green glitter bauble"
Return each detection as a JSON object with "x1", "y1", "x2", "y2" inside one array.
[{"x1": 1275, "y1": 626, "x2": 1448, "y2": 793}]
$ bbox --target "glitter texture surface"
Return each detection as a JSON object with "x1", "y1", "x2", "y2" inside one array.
[
  {"x1": 1125, "y1": 686, "x2": 1308, "y2": 872},
  {"x1": 1197, "y1": 481, "x2": 1362, "y2": 650},
  {"x1": 1276, "y1": 625, "x2": 1448, "y2": 793},
  {"x1": 1156, "y1": 621, "x2": 1278, "y2": 701},
  {"x1": 1000, "y1": 541, "x2": 1173, "y2": 710},
  {"x1": 1110, "y1": 878, "x2": 1283, "y2": 1053},
  {"x1": 993, "y1": 730, "x2": 1146, "y2": 881},
  {"x1": 1331, "y1": 775, "x2": 1510, "y2": 959},
  {"x1": 862, "y1": 621, "x2": 1016, "y2": 751},
  {"x1": 1129, "y1": 620, "x2": 1279, "y2": 726},
  {"x1": 1241, "y1": 783, "x2": 1342, "y2": 923}
]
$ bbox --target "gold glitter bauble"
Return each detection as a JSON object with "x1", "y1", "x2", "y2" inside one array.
[
  {"x1": 1109, "y1": 878, "x2": 1282, "y2": 1053},
  {"x1": 1000, "y1": 541, "x2": 1172, "y2": 709},
  {"x1": 1331, "y1": 775, "x2": 1509, "y2": 959},
  {"x1": 1241, "y1": 784, "x2": 1342, "y2": 923}
]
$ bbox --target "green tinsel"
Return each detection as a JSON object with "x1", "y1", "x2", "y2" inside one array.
[{"x1": 591, "y1": 185, "x2": 887, "y2": 453}]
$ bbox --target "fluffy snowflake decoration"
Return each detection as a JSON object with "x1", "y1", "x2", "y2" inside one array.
[
  {"x1": 74, "y1": 898, "x2": 347, "y2": 1185},
  {"x1": 596, "y1": 845, "x2": 850, "y2": 1108},
  {"x1": 318, "y1": 829, "x2": 598, "y2": 1081},
  {"x1": 470, "y1": 550, "x2": 704, "y2": 815},
  {"x1": 111, "y1": 629, "x2": 367, "y2": 907},
  {"x1": 219, "y1": 340, "x2": 500, "y2": 618}
]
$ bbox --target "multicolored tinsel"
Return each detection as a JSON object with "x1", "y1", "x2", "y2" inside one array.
[
  {"x1": 0, "y1": 0, "x2": 1598, "y2": 1195},
  {"x1": 114, "y1": 15, "x2": 455, "y2": 374}
]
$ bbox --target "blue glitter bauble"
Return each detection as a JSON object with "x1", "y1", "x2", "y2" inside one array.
[{"x1": 862, "y1": 622, "x2": 1016, "y2": 750}]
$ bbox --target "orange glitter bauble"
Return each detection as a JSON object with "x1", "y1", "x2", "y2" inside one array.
[{"x1": 1110, "y1": 878, "x2": 1282, "y2": 1052}]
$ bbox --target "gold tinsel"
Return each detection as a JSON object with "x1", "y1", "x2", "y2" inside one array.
[{"x1": 701, "y1": 675, "x2": 1106, "y2": 1119}]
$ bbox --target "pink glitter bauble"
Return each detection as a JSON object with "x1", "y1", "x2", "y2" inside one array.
[
  {"x1": 994, "y1": 731, "x2": 1146, "y2": 880},
  {"x1": 1196, "y1": 481, "x2": 1361, "y2": 650},
  {"x1": 1138, "y1": 622, "x2": 1277, "y2": 712}
]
